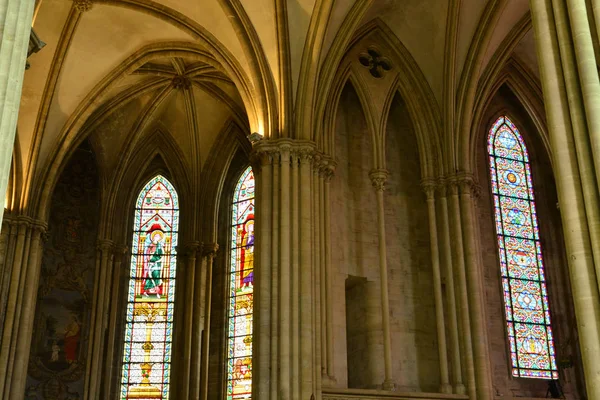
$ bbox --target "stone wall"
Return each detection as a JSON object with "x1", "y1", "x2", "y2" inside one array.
[
  {"x1": 25, "y1": 141, "x2": 100, "y2": 400},
  {"x1": 331, "y1": 84, "x2": 439, "y2": 391}
]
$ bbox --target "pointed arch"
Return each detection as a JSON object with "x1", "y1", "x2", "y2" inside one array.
[
  {"x1": 487, "y1": 115, "x2": 557, "y2": 379},
  {"x1": 226, "y1": 166, "x2": 255, "y2": 398},
  {"x1": 120, "y1": 174, "x2": 179, "y2": 399}
]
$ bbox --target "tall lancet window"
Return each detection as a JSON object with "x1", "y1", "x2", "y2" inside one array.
[
  {"x1": 227, "y1": 166, "x2": 255, "y2": 399},
  {"x1": 121, "y1": 175, "x2": 179, "y2": 399},
  {"x1": 488, "y1": 116, "x2": 558, "y2": 379}
]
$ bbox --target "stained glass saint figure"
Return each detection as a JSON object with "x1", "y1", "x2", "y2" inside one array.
[
  {"x1": 487, "y1": 116, "x2": 558, "y2": 379},
  {"x1": 227, "y1": 167, "x2": 255, "y2": 399},
  {"x1": 121, "y1": 175, "x2": 179, "y2": 399}
]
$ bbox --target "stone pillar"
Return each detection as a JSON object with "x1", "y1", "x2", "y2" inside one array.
[
  {"x1": 368, "y1": 168, "x2": 395, "y2": 390},
  {"x1": 422, "y1": 180, "x2": 451, "y2": 394},
  {"x1": 200, "y1": 243, "x2": 218, "y2": 400},
  {"x1": 447, "y1": 180, "x2": 476, "y2": 400},
  {"x1": 0, "y1": 0, "x2": 35, "y2": 226},
  {"x1": 102, "y1": 245, "x2": 127, "y2": 398},
  {"x1": 252, "y1": 139, "x2": 318, "y2": 400},
  {"x1": 182, "y1": 242, "x2": 200, "y2": 400},
  {"x1": 7, "y1": 220, "x2": 46, "y2": 398},
  {"x1": 458, "y1": 176, "x2": 492, "y2": 400},
  {"x1": 437, "y1": 184, "x2": 464, "y2": 394},
  {"x1": 321, "y1": 158, "x2": 336, "y2": 385},
  {"x1": 531, "y1": 0, "x2": 600, "y2": 396},
  {"x1": 86, "y1": 239, "x2": 114, "y2": 399}
]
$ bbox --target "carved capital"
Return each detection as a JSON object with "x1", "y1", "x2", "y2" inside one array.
[
  {"x1": 96, "y1": 239, "x2": 114, "y2": 252},
  {"x1": 73, "y1": 0, "x2": 93, "y2": 12},
  {"x1": 456, "y1": 173, "x2": 481, "y2": 198},
  {"x1": 203, "y1": 243, "x2": 219, "y2": 258},
  {"x1": 420, "y1": 178, "x2": 437, "y2": 200},
  {"x1": 369, "y1": 169, "x2": 389, "y2": 191},
  {"x1": 181, "y1": 242, "x2": 201, "y2": 258}
]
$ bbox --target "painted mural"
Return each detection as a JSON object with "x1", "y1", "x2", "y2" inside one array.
[{"x1": 26, "y1": 141, "x2": 100, "y2": 400}]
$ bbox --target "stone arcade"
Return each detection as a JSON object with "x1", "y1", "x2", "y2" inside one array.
[{"x1": 0, "y1": 0, "x2": 599, "y2": 399}]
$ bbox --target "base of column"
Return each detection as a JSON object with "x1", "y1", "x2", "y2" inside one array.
[
  {"x1": 382, "y1": 380, "x2": 397, "y2": 391},
  {"x1": 440, "y1": 383, "x2": 452, "y2": 394},
  {"x1": 321, "y1": 373, "x2": 337, "y2": 387},
  {"x1": 454, "y1": 383, "x2": 466, "y2": 395}
]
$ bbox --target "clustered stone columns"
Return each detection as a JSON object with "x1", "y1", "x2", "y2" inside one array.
[
  {"x1": 252, "y1": 139, "x2": 328, "y2": 400},
  {"x1": 0, "y1": 216, "x2": 46, "y2": 398},
  {"x1": 0, "y1": 0, "x2": 35, "y2": 226},
  {"x1": 368, "y1": 168, "x2": 396, "y2": 391},
  {"x1": 184, "y1": 242, "x2": 218, "y2": 400},
  {"x1": 531, "y1": 0, "x2": 600, "y2": 396},
  {"x1": 419, "y1": 175, "x2": 492, "y2": 400}
]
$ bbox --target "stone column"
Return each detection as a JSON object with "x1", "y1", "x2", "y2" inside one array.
[
  {"x1": 182, "y1": 242, "x2": 200, "y2": 400},
  {"x1": 0, "y1": 0, "x2": 35, "y2": 226},
  {"x1": 368, "y1": 168, "x2": 395, "y2": 390},
  {"x1": 531, "y1": 1, "x2": 600, "y2": 396},
  {"x1": 200, "y1": 243, "x2": 218, "y2": 400},
  {"x1": 103, "y1": 245, "x2": 127, "y2": 398},
  {"x1": 8, "y1": 220, "x2": 46, "y2": 398},
  {"x1": 321, "y1": 158, "x2": 336, "y2": 385},
  {"x1": 86, "y1": 239, "x2": 114, "y2": 399},
  {"x1": 437, "y1": 184, "x2": 464, "y2": 394},
  {"x1": 458, "y1": 176, "x2": 492, "y2": 400},
  {"x1": 447, "y1": 180, "x2": 476, "y2": 400},
  {"x1": 422, "y1": 180, "x2": 451, "y2": 394},
  {"x1": 252, "y1": 139, "x2": 318, "y2": 400}
]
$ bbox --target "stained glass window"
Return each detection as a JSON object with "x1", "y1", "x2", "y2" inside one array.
[
  {"x1": 121, "y1": 175, "x2": 179, "y2": 399},
  {"x1": 487, "y1": 116, "x2": 558, "y2": 379},
  {"x1": 226, "y1": 166, "x2": 255, "y2": 399}
]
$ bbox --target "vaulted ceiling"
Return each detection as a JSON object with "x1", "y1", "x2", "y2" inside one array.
[{"x1": 17, "y1": 0, "x2": 537, "y2": 213}]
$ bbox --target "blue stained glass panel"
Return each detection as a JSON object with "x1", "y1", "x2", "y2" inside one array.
[{"x1": 487, "y1": 116, "x2": 557, "y2": 380}]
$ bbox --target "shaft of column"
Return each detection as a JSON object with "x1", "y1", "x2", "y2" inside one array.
[
  {"x1": 87, "y1": 240, "x2": 113, "y2": 399},
  {"x1": 0, "y1": 221, "x2": 27, "y2": 394},
  {"x1": 279, "y1": 145, "x2": 292, "y2": 399},
  {"x1": 448, "y1": 184, "x2": 476, "y2": 400},
  {"x1": 200, "y1": 245, "x2": 218, "y2": 400},
  {"x1": 103, "y1": 246, "x2": 127, "y2": 398},
  {"x1": 531, "y1": 1, "x2": 600, "y2": 396},
  {"x1": 9, "y1": 223, "x2": 45, "y2": 398},
  {"x1": 438, "y1": 190, "x2": 464, "y2": 394},
  {"x1": 369, "y1": 169, "x2": 395, "y2": 390},
  {"x1": 423, "y1": 182, "x2": 451, "y2": 394},
  {"x1": 566, "y1": 0, "x2": 600, "y2": 191},
  {"x1": 270, "y1": 155, "x2": 280, "y2": 399},
  {"x1": 181, "y1": 244, "x2": 198, "y2": 400},
  {"x1": 552, "y1": 0, "x2": 600, "y2": 304},
  {"x1": 253, "y1": 153, "x2": 272, "y2": 399},
  {"x1": 459, "y1": 178, "x2": 493, "y2": 400},
  {"x1": 291, "y1": 153, "x2": 300, "y2": 398},
  {"x1": 323, "y1": 165, "x2": 335, "y2": 382},
  {"x1": 0, "y1": 0, "x2": 35, "y2": 227},
  {"x1": 299, "y1": 150, "x2": 315, "y2": 398},
  {"x1": 190, "y1": 244, "x2": 204, "y2": 400}
]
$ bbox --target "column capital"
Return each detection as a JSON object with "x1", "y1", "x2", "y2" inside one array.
[
  {"x1": 251, "y1": 139, "x2": 317, "y2": 166},
  {"x1": 369, "y1": 169, "x2": 389, "y2": 191},
  {"x1": 180, "y1": 241, "x2": 201, "y2": 257},
  {"x1": 202, "y1": 243, "x2": 219, "y2": 258},
  {"x1": 456, "y1": 173, "x2": 481, "y2": 198},
  {"x1": 96, "y1": 239, "x2": 114, "y2": 252},
  {"x1": 420, "y1": 178, "x2": 437, "y2": 200},
  {"x1": 319, "y1": 156, "x2": 336, "y2": 182},
  {"x1": 73, "y1": 0, "x2": 93, "y2": 12}
]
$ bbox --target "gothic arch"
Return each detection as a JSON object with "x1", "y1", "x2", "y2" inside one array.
[
  {"x1": 321, "y1": 18, "x2": 442, "y2": 178},
  {"x1": 108, "y1": 127, "x2": 191, "y2": 245},
  {"x1": 32, "y1": 40, "x2": 256, "y2": 223},
  {"x1": 198, "y1": 119, "x2": 251, "y2": 243}
]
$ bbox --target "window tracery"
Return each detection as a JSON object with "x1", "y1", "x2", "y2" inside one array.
[
  {"x1": 487, "y1": 116, "x2": 558, "y2": 379},
  {"x1": 121, "y1": 175, "x2": 179, "y2": 399},
  {"x1": 227, "y1": 166, "x2": 255, "y2": 399}
]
